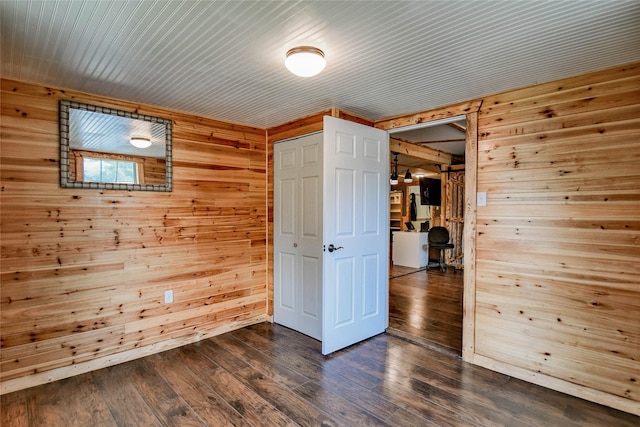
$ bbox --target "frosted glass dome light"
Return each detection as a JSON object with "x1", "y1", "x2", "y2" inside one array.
[
  {"x1": 285, "y1": 46, "x2": 326, "y2": 77},
  {"x1": 130, "y1": 137, "x2": 152, "y2": 148}
]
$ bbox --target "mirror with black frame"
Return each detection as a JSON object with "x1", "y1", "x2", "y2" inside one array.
[{"x1": 59, "y1": 100, "x2": 172, "y2": 191}]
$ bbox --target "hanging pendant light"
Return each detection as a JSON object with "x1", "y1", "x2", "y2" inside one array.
[
  {"x1": 404, "y1": 168, "x2": 413, "y2": 183},
  {"x1": 285, "y1": 46, "x2": 326, "y2": 77},
  {"x1": 390, "y1": 153, "x2": 399, "y2": 185}
]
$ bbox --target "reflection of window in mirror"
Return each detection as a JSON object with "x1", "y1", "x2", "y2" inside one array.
[
  {"x1": 83, "y1": 158, "x2": 138, "y2": 184},
  {"x1": 69, "y1": 150, "x2": 167, "y2": 185}
]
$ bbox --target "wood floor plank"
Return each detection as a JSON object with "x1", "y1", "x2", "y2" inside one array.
[
  {"x1": 386, "y1": 406, "x2": 441, "y2": 427},
  {"x1": 397, "y1": 370, "x2": 533, "y2": 426},
  {"x1": 233, "y1": 328, "x2": 326, "y2": 382},
  {"x1": 388, "y1": 266, "x2": 463, "y2": 354},
  {"x1": 211, "y1": 333, "x2": 311, "y2": 390},
  {"x1": 31, "y1": 372, "x2": 117, "y2": 426},
  {"x1": 92, "y1": 363, "x2": 161, "y2": 427},
  {"x1": 237, "y1": 326, "x2": 387, "y2": 394},
  {"x1": 231, "y1": 327, "x2": 279, "y2": 352},
  {"x1": 177, "y1": 344, "x2": 297, "y2": 427},
  {"x1": 235, "y1": 365, "x2": 340, "y2": 426},
  {"x1": 374, "y1": 378, "x2": 480, "y2": 426},
  {"x1": 145, "y1": 349, "x2": 249, "y2": 427},
  {"x1": 363, "y1": 343, "x2": 529, "y2": 426},
  {"x1": 192, "y1": 338, "x2": 250, "y2": 373},
  {"x1": 0, "y1": 388, "x2": 28, "y2": 427},
  {"x1": 125, "y1": 357, "x2": 206, "y2": 427},
  {"x1": 388, "y1": 336, "x2": 507, "y2": 383},
  {"x1": 244, "y1": 323, "x2": 383, "y2": 389},
  {"x1": 308, "y1": 368, "x2": 402, "y2": 422},
  {"x1": 329, "y1": 334, "x2": 398, "y2": 381},
  {"x1": 294, "y1": 380, "x2": 390, "y2": 426}
]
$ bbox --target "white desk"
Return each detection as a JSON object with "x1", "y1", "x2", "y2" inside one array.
[{"x1": 392, "y1": 231, "x2": 429, "y2": 268}]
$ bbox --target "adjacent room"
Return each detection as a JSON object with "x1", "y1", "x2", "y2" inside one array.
[
  {"x1": 1, "y1": 1, "x2": 638, "y2": 424},
  {"x1": 387, "y1": 120, "x2": 466, "y2": 355}
]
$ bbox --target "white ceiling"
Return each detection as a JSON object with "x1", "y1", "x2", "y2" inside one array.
[
  {"x1": 69, "y1": 108, "x2": 167, "y2": 158},
  {"x1": 1, "y1": 1, "x2": 639, "y2": 130}
]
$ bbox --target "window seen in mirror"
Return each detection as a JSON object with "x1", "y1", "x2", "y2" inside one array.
[{"x1": 83, "y1": 158, "x2": 139, "y2": 184}]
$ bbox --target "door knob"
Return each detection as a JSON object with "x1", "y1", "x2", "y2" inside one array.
[
  {"x1": 327, "y1": 244, "x2": 344, "y2": 252},
  {"x1": 293, "y1": 243, "x2": 298, "y2": 247}
]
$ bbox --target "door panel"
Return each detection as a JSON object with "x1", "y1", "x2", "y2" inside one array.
[
  {"x1": 362, "y1": 171, "x2": 381, "y2": 234},
  {"x1": 279, "y1": 253, "x2": 296, "y2": 310},
  {"x1": 335, "y1": 256, "x2": 355, "y2": 326},
  {"x1": 335, "y1": 168, "x2": 355, "y2": 236},
  {"x1": 274, "y1": 134, "x2": 323, "y2": 340},
  {"x1": 302, "y1": 256, "x2": 322, "y2": 321},
  {"x1": 322, "y1": 116, "x2": 389, "y2": 355},
  {"x1": 274, "y1": 146, "x2": 298, "y2": 327},
  {"x1": 362, "y1": 253, "x2": 380, "y2": 317},
  {"x1": 280, "y1": 179, "x2": 296, "y2": 235}
]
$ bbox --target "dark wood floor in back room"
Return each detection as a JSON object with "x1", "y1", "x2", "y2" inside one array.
[
  {"x1": 388, "y1": 265, "x2": 463, "y2": 356},
  {"x1": 2, "y1": 322, "x2": 637, "y2": 426}
]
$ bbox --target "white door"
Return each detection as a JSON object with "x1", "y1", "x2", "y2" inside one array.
[
  {"x1": 322, "y1": 116, "x2": 389, "y2": 354},
  {"x1": 274, "y1": 133, "x2": 323, "y2": 340}
]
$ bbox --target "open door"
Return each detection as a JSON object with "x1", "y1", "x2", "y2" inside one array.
[{"x1": 322, "y1": 116, "x2": 389, "y2": 354}]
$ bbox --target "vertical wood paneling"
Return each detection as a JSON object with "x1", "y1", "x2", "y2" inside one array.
[
  {"x1": 474, "y1": 63, "x2": 640, "y2": 413},
  {"x1": 0, "y1": 79, "x2": 268, "y2": 392}
]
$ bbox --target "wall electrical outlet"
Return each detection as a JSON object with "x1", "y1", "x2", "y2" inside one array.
[
  {"x1": 477, "y1": 192, "x2": 487, "y2": 207},
  {"x1": 164, "y1": 290, "x2": 174, "y2": 304}
]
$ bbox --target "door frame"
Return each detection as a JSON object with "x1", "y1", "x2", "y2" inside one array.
[
  {"x1": 267, "y1": 104, "x2": 480, "y2": 362},
  {"x1": 384, "y1": 111, "x2": 479, "y2": 363}
]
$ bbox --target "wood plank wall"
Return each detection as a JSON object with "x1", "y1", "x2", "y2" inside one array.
[
  {"x1": 373, "y1": 64, "x2": 639, "y2": 414},
  {"x1": 0, "y1": 79, "x2": 269, "y2": 393},
  {"x1": 472, "y1": 63, "x2": 640, "y2": 413}
]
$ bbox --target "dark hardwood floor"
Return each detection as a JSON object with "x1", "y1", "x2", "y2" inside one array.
[
  {"x1": 2, "y1": 322, "x2": 637, "y2": 426},
  {"x1": 388, "y1": 265, "x2": 463, "y2": 356}
]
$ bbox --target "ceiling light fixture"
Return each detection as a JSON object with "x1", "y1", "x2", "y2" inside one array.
[
  {"x1": 285, "y1": 46, "x2": 326, "y2": 77},
  {"x1": 390, "y1": 153, "x2": 399, "y2": 185},
  {"x1": 404, "y1": 169, "x2": 413, "y2": 183},
  {"x1": 130, "y1": 137, "x2": 151, "y2": 148}
]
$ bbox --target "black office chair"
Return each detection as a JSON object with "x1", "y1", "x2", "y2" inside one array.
[{"x1": 427, "y1": 226, "x2": 454, "y2": 272}]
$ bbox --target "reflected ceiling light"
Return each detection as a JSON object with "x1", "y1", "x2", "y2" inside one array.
[
  {"x1": 390, "y1": 153, "x2": 399, "y2": 185},
  {"x1": 285, "y1": 46, "x2": 326, "y2": 77},
  {"x1": 404, "y1": 169, "x2": 413, "y2": 183},
  {"x1": 130, "y1": 137, "x2": 151, "y2": 148}
]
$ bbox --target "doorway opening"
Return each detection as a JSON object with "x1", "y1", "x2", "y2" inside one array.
[{"x1": 386, "y1": 115, "x2": 466, "y2": 356}]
